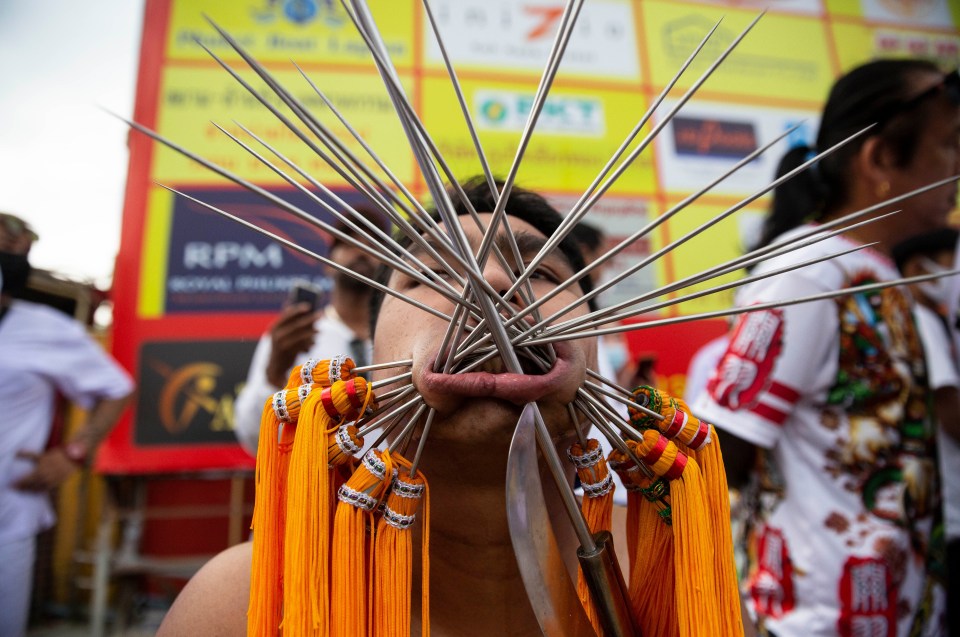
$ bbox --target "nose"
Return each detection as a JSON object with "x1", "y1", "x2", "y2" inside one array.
[{"x1": 480, "y1": 260, "x2": 525, "y2": 310}]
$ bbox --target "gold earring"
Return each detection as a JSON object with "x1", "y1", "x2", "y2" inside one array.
[{"x1": 877, "y1": 181, "x2": 890, "y2": 198}]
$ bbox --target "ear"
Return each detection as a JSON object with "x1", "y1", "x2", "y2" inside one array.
[{"x1": 853, "y1": 135, "x2": 898, "y2": 196}]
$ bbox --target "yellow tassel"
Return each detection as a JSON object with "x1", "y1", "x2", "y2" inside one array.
[
  {"x1": 630, "y1": 476, "x2": 678, "y2": 637},
  {"x1": 373, "y1": 455, "x2": 429, "y2": 637},
  {"x1": 247, "y1": 385, "x2": 305, "y2": 636},
  {"x1": 330, "y1": 448, "x2": 394, "y2": 637},
  {"x1": 608, "y1": 450, "x2": 644, "y2": 567},
  {"x1": 567, "y1": 439, "x2": 614, "y2": 633},
  {"x1": 630, "y1": 431, "x2": 721, "y2": 637},
  {"x1": 684, "y1": 423, "x2": 743, "y2": 637},
  {"x1": 631, "y1": 387, "x2": 743, "y2": 635},
  {"x1": 284, "y1": 377, "x2": 375, "y2": 635}
]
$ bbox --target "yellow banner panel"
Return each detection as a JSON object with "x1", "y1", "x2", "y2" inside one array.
[
  {"x1": 152, "y1": 66, "x2": 414, "y2": 186},
  {"x1": 640, "y1": 1, "x2": 834, "y2": 106},
  {"x1": 167, "y1": 0, "x2": 415, "y2": 67},
  {"x1": 653, "y1": 200, "x2": 767, "y2": 317},
  {"x1": 419, "y1": 75, "x2": 656, "y2": 195},
  {"x1": 139, "y1": 186, "x2": 175, "y2": 318},
  {"x1": 831, "y1": 22, "x2": 960, "y2": 70}
]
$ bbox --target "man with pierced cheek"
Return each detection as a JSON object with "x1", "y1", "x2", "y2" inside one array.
[{"x1": 156, "y1": 180, "x2": 602, "y2": 636}]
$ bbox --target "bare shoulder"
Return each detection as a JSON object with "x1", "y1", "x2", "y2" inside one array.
[{"x1": 157, "y1": 541, "x2": 251, "y2": 636}]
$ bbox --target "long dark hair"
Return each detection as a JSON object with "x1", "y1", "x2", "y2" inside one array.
[{"x1": 757, "y1": 58, "x2": 941, "y2": 250}]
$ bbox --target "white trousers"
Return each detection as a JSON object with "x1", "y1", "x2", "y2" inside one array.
[{"x1": 0, "y1": 535, "x2": 36, "y2": 637}]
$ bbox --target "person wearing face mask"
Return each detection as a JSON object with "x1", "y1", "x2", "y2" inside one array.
[
  {"x1": 0, "y1": 213, "x2": 134, "y2": 637},
  {"x1": 892, "y1": 227, "x2": 960, "y2": 637}
]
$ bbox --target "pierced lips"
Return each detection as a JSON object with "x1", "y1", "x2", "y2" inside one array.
[{"x1": 417, "y1": 343, "x2": 578, "y2": 405}]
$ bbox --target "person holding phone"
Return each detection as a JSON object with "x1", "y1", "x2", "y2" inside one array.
[{"x1": 233, "y1": 212, "x2": 387, "y2": 454}]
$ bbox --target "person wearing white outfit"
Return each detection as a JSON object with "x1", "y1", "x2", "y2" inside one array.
[{"x1": 0, "y1": 213, "x2": 134, "y2": 637}]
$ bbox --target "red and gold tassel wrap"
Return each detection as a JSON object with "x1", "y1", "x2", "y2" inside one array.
[{"x1": 287, "y1": 354, "x2": 358, "y2": 390}]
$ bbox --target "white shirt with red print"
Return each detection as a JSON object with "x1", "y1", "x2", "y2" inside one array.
[{"x1": 694, "y1": 225, "x2": 944, "y2": 637}]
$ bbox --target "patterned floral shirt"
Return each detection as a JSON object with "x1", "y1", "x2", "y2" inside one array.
[{"x1": 694, "y1": 225, "x2": 943, "y2": 637}]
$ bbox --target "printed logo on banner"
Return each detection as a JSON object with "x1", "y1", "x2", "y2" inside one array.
[
  {"x1": 672, "y1": 117, "x2": 759, "y2": 160},
  {"x1": 655, "y1": 99, "x2": 819, "y2": 196},
  {"x1": 250, "y1": 0, "x2": 345, "y2": 27},
  {"x1": 164, "y1": 188, "x2": 372, "y2": 314},
  {"x1": 662, "y1": 16, "x2": 819, "y2": 86},
  {"x1": 425, "y1": 0, "x2": 638, "y2": 78},
  {"x1": 476, "y1": 90, "x2": 605, "y2": 136},
  {"x1": 134, "y1": 340, "x2": 259, "y2": 446}
]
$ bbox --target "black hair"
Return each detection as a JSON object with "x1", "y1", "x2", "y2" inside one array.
[
  {"x1": 891, "y1": 226, "x2": 958, "y2": 273},
  {"x1": 757, "y1": 58, "x2": 943, "y2": 250},
  {"x1": 369, "y1": 177, "x2": 596, "y2": 335},
  {"x1": 329, "y1": 205, "x2": 390, "y2": 249},
  {"x1": 569, "y1": 222, "x2": 605, "y2": 254}
]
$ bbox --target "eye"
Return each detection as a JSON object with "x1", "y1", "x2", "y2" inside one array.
[{"x1": 526, "y1": 267, "x2": 561, "y2": 284}]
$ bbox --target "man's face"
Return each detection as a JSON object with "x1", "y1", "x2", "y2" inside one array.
[
  {"x1": 329, "y1": 236, "x2": 381, "y2": 292},
  {"x1": 888, "y1": 72, "x2": 960, "y2": 233},
  {"x1": 372, "y1": 212, "x2": 597, "y2": 446}
]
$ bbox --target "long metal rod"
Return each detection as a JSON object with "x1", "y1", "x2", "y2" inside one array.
[{"x1": 523, "y1": 267, "x2": 960, "y2": 345}]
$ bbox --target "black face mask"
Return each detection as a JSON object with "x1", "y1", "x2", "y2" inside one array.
[{"x1": 0, "y1": 251, "x2": 31, "y2": 296}]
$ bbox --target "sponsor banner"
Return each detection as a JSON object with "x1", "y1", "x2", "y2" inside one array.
[
  {"x1": 157, "y1": 187, "x2": 355, "y2": 314},
  {"x1": 423, "y1": 0, "x2": 639, "y2": 80},
  {"x1": 134, "y1": 340, "x2": 258, "y2": 446},
  {"x1": 421, "y1": 75, "x2": 656, "y2": 194},
  {"x1": 166, "y1": 0, "x2": 414, "y2": 66},
  {"x1": 859, "y1": 0, "x2": 957, "y2": 29},
  {"x1": 152, "y1": 67, "x2": 413, "y2": 185},
  {"x1": 654, "y1": 198, "x2": 766, "y2": 316},
  {"x1": 690, "y1": 0, "x2": 825, "y2": 16},
  {"x1": 654, "y1": 100, "x2": 819, "y2": 197},
  {"x1": 641, "y1": 1, "x2": 834, "y2": 103},
  {"x1": 474, "y1": 90, "x2": 606, "y2": 137},
  {"x1": 831, "y1": 22, "x2": 960, "y2": 70}
]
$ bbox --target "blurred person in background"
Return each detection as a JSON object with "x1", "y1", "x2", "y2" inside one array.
[
  {"x1": 0, "y1": 212, "x2": 134, "y2": 637},
  {"x1": 892, "y1": 227, "x2": 960, "y2": 637},
  {"x1": 233, "y1": 211, "x2": 387, "y2": 455},
  {"x1": 694, "y1": 59, "x2": 960, "y2": 636}
]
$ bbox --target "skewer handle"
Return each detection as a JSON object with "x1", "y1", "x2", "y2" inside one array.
[{"x1": 577, "y1": 530, "x2": 639, "y2": 637}]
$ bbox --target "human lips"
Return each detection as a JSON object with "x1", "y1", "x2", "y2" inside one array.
[{"x1": 417, "y1": 342, "x2": 579, "y2": 405}]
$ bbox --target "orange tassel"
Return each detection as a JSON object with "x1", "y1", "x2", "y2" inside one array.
[
  {"x1": 631, "y1": 387, "x2": 743, "y2": 635},
  {"x1": 330, "y1": 448, "x2": 394, "y2": 637},
  {"x1": 568, "y1": 439, "x2": 614, "y2": 633},
  {"x1": 630, "y1": 476, "x2": 678, "y2": 637},
  {"x1": 247, "y1": 385, "x2": 307, "y2": 636},
  {"x1": 630, "y1": 431, "x2": 720, "y2": 637},
  {"x1": 373, "y1": 456, "x2": 429, "y2": 637},
  {"x1": 284, "y1": 377, "x2": 375, "y2": 635}
]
